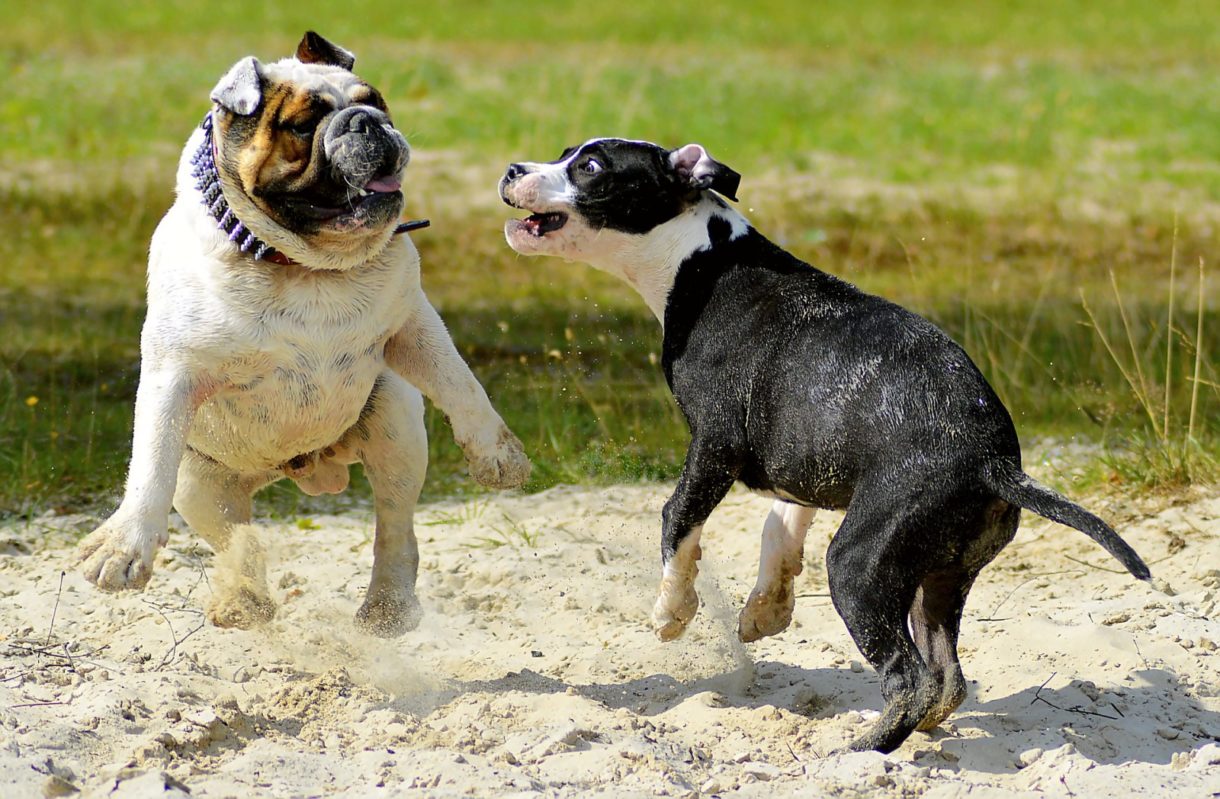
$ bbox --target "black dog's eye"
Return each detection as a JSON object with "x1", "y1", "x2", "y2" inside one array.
[{"x1": 579, "y1": 158, "x2": 603, "y2": 175}]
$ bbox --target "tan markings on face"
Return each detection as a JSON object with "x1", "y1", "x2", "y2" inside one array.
[
  {"x1": 214, "y1": 73, "x2": 402, "y2": 256},
  {"x1": 350, "y1": 85, "x2": 389, "y2": 117},
  {"x1": 217, "y1": 79, "x2": 384, "y2": 211},
  {"x1": 241, "y1": 84, "x2": 328, "y2": 204}
]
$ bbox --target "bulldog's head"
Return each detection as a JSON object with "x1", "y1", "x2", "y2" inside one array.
[{"x1": 203, "y1": 32, "x2": 410, "y2": 269}]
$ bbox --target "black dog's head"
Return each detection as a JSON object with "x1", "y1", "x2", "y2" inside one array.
[{"x1": 499, "y1": 139, "x2": 739, "y2": 259}]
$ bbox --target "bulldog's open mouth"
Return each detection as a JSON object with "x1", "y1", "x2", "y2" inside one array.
[{"x1": 277, "y1": 175, "x2": 402, "y2": 222}]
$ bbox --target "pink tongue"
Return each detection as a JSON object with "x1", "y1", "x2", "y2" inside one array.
[{"x1": 364, "y1": 176, "x2": 401, "y2": 193}]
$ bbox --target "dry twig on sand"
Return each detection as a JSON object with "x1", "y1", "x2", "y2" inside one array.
[{"x1": 1030, "y1": 673, "x2": 1120, "y2": 720}]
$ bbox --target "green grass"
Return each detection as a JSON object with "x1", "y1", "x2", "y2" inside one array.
[{"x1": 2, "y1": 1, "x2": 1218, "y2": 516}]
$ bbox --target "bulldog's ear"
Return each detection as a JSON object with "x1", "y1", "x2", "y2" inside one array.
[
  {"x1": 210, "y1": 56, "x2": 264, "y2": 116},
  {"x1": 669, "y1": 143, "x2": 741, "y2": 202},
  {"x1": 296, "y1": 31, "x2": 356, "y2": 71}
]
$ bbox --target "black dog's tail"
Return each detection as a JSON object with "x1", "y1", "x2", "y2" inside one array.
[{"x1": 981, "y1": 458, "x2": 1151, "y2": 581}]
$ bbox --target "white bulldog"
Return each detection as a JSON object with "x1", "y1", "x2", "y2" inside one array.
[{"x1": 77, "y1": 32, "x2": 530, "y2": 636}]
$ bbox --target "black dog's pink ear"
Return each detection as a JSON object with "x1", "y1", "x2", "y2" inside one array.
[
  {"x1": 296, "y1": 31, "x2": 356, "y2": 71},
  {"x1": 669, "y1": 144, "x2": 741, "y2": 202}
]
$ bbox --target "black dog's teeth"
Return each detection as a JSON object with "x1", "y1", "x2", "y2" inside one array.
[{"x1": 528, "y1": 212, "x2": 567, "y2": 235}]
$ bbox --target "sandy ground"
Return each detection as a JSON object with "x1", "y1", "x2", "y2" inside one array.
[{"x1": 1, "y1": 480, "x2": 1218, "y2": 798}]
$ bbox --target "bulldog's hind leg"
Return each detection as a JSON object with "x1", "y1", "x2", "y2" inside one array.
[
  {"x1": 348, "y1": 372, "x2": 428, "y2": 637},
  {"x1": 173, "y1": 451, "x2": 278, "y2": 629},
  {"x1": 738, "y1": 501, "x2": 815, "y2": 643}
]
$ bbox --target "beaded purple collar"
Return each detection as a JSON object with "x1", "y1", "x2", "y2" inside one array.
[
  {"x1": 189, "y1": 112, "x2": 278, "y2": 260},
  {"x1": 187, "y1": 112, "x2": 429, "y2": 265}
]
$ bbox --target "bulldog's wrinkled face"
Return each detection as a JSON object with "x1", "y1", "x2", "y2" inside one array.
[
  {"x1": 209, "y1": 33, "x2": 410, "y2": 261},
  {"x1": 498, "y1": 138, "x2": 740, "y2": 260}
]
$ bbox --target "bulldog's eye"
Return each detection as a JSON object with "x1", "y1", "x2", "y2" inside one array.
[
  {"x1": 579, "y1": 158, "x2": 603, "y2": 175},
  {"x1": 286, "y1": 117, "x2": 319, "y2": 137}
]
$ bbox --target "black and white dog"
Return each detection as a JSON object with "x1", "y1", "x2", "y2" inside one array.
[{"x1": 499, "y1": 139, "x2": 1151, "y2": 753}]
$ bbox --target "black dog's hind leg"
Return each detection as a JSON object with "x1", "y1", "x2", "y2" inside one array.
[
  {"x1": 910, "y1": 500, "x2": 1020, "y2": 731},
  {"x1": 651, "y1": 436, "x2": 740, "y2": 641},
  {"x1": 909, "y1": 570, "x2": 972, "y2": 732},
  {"x1": 827, "y1": 495, "x2": 949, "y2": 754}
]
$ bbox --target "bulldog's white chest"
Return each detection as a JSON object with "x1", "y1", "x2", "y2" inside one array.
[
  {"x1": 192, "y1": 316, "x2": 400, "y2": 471},
  {"x1": 147, "y1": 211, "x2": 420, "y2": 473}
]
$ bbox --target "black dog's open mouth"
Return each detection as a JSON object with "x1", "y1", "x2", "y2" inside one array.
[
  {"x1": 276, "y1": 175, "x2": 403, "y2": 222},
  {"x1": 518, "y1": 211, "x2": 568, "y2": 237}
]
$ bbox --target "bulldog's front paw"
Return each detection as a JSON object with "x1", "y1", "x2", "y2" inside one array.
[
  {"x1": 460, "y1": 425, "x2": 531, "y2": 489},
  {"x1": 651, "y1": 580, "x2": 700, "y2": 642},
  {"x1": 207, "y1": 588, "x2": 277, "y2": 630},
  {"x1": 76, "y1": 518, "x2": 167, "y2": 591},
  {"x1": 355, "y1": 591, "x2": 422, "y2": 638}
]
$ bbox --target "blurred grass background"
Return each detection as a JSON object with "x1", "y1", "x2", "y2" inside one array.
[{"x1": 1, "y1": 0, "x2": 1217, "y2": 518}]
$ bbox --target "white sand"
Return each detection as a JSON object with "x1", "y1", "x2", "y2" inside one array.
[{"x1": 1, "y1": 482, "x2": 1218, "y2": 797}]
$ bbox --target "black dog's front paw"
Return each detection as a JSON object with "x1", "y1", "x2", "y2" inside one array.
[
  {"x1": 651, "y1": 581, "x2": 699, "y2": 641},
  {"x1": 737, "y1": 582, "x2": 797, "y2": 643}
]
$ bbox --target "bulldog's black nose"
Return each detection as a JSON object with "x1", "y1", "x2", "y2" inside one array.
[
  {"x1": 504, "y1": 163, "x2": 528, "y2": 183},
  {"x1": 346, "y1": 109, "x2": 373, "y2": 134}
]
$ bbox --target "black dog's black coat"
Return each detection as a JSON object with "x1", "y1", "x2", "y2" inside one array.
[
  {"x1": 664, "y1": 220, "x2": 1017, "y2": 515},
  {"x1": 501, "y1": 139, "x2": 1151, "y2": 754},
  {"x1": 661, "y1": 218, "x2": 1148, "y2": 752}
]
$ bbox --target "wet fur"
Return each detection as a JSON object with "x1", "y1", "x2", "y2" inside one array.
[{"x1": 500, "y1": 138, "x2": 1149, "y2": 753}]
